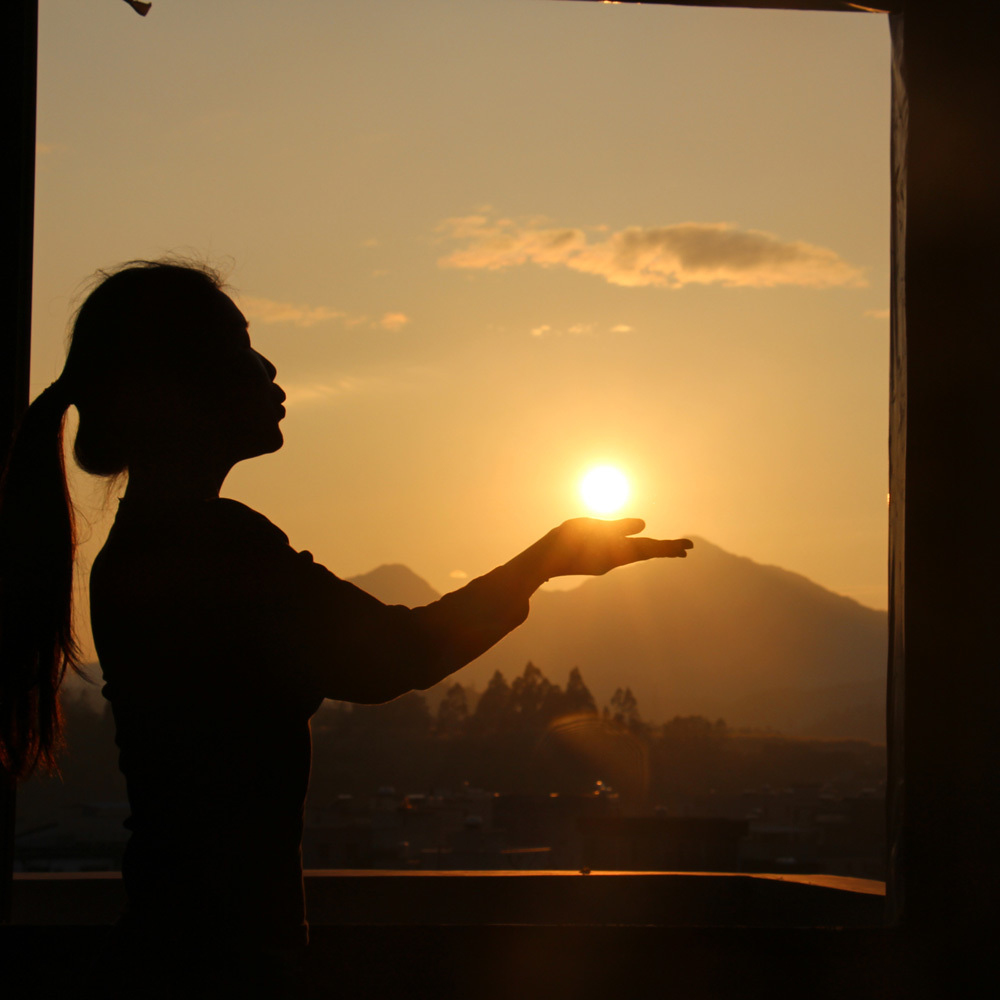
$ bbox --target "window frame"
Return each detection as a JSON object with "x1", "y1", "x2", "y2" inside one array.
[{"x1": 6, "y1": 2, "x2": 998, "y2": 960}]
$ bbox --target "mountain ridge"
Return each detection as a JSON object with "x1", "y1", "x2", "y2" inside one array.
[{"x1": 348, "y1": 538, "x2": 887, "y2": 742}]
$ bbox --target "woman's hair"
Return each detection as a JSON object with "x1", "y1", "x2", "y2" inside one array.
[{"x1": 0, "y1": 259, "x2": 225, "y2": 779}]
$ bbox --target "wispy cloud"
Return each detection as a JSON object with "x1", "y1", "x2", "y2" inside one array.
[
  {"x1": 379, "y1": 312, "x2": 410, "y2": 331},
  {"x1": 530, "y1": 322, "x2": 632, "y2": 338},
  {"x1": 449, "y1": 569, "x2": 469, "y2": 580},
  {"x1": 864, "y1": 308, "x2": 890, "y2": 319},
  {"x1": 242, "y1": 296, "x2": 345, "y2": 328},
  {"x1": 242, "y1": 296, "x2": 412, "y2": 332},
  {"x1": 281, "y1": 365, "x2": 437, "y2": 408},
  {"x1": 438, "y1": 214, "x2": 866, "y2": 290},
  {"x1": 281, "y1": 376, "x2": 373, "y2": 406}
]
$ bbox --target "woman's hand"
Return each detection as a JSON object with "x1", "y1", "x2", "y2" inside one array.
[{"x1": 527, "y1": 518, "x2": 692, "y2": 583}]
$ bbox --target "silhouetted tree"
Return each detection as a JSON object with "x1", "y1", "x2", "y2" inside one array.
[
  {"x1": 472, "y1": 670, "x2": 513, "y2": 735},
  {"x1": 511, "y1": 662, "x2": 558, "y2": 730},
  {"x1": 435, "y1": 682, "x2": 469, "y2": 737},
  {"x1": 609, "y1": 686, "x2": 641, "y2": 732},
  {"x1": 562, "y1": 667, "x2": 597, "y2": 716}
]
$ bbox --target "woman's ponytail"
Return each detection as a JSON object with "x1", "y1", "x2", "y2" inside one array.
[
  {"x1": 0, "y1": 379, "x2": 81, "y2": 779},
  {"x1": 0, "y1": 259, "x2": 226, "y2": 779}
]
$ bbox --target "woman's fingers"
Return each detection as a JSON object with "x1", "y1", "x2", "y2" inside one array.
[
  {"x1": 539, "y1": 519, "x2": 693, "y2": 578},
  {"x1": 630, "y1": 537, "x2": 693, "y2": 560},
  {"x1": 608, "y1": 517, "x2": 646, "y2": 536}
]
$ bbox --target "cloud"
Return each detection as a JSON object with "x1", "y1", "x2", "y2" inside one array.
[
  {"x1": 449, "y1": 569, "x2": 469, "y2": 580},
  {"x1": 281, "y1": 377, "x2": 366, "y2": 406},
  {"x1": 281, "y1": 366, "x2": 432, "y2": 408},
  {"x1": 865, "y1": 308, "x2": 890, "y2": 319},
  {"x1": 438, "y1": 214, "x2": 866, "y2": 290},
  {"x1": 242, "y1": 296, "x2": 345, "y2": 328},
  {"x1": 379, "y1": 312, "x2": 410, "y2": 331},
  {"x1": 529, "y1": 322, "x2": 613, "y2": 338},
  {"x1": 241, "y1": 297, "x2": 412, "y2": 333}
]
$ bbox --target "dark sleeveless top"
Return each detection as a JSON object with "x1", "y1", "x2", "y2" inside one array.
[{"x1": 90, "y1": 498, "x2": 529, "y2": 949}]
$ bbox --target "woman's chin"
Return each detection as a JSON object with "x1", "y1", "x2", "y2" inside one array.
[
  {"x1": 242, "y1": 427, "x2": 284, "y2": 460},
  {"x1": 264, "y1": 428, "x2": 284, "y2": 454}
]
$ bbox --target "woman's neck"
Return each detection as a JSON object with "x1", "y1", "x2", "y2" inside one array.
[{"x1": 124, "y1": 455, "x2": 232, "y2": 507}]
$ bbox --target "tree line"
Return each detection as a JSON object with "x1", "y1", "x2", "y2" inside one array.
[
  {"x1": 307, "y1": 662, "x2": 886, "y2": 809},
  {"x1": 17, "y1": 662, "x2": 885, "y2": 829}
]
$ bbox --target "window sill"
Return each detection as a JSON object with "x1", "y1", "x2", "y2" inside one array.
[{"x1": 10, "y1": 869, "x2": 884, "y2": 928}]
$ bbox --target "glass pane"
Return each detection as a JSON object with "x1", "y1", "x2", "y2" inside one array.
[{"x1": 24, "y1": 0, "x2": 888, "y2": 881}]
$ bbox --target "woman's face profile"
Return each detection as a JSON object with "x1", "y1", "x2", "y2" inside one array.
[{"x1": 200, "y1": 291, "x2": 287, "y2": 464}]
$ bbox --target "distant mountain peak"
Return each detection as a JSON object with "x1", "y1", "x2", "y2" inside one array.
[{"x1": 347, "y1": 564, "x2": 441, "y2": 608}]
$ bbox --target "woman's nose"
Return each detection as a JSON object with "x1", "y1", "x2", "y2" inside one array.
[{"x1": 254, "y1": 351, "x2": 277, "y2": 380}]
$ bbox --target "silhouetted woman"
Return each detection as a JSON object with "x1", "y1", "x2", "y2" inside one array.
[{"x1": 0, "y1": 260, "x2": 691, "y2": 996}]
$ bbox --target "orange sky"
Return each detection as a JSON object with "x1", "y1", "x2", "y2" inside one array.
[{"x1": 31, "y1": 1, "x2": 891, "y2": 662}]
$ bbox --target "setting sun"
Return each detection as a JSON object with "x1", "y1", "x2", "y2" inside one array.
[{"x1": 580, "y1": 465, "x2": 630, "y2": 515}]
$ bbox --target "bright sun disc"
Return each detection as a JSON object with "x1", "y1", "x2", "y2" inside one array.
[{"x1": 580, "y1": 465, "x2": 630, "y2": 515}]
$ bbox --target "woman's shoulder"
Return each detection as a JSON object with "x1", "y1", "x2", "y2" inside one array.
[
  {"x1": 208, "y1": 498, "x2": 289, "y2": 541},
  {"x1": 95, "y1": 498, "x2": 306, "y2": 604},
  {"x1": 172, "y1": 499, "x2": 295, "y2": 563},
  {"x1": 112, "y1": 494, "x2": 282, "y2": 530},
  {"x1": 101, "y1": 496, "x2": 292, "y2": 564}
]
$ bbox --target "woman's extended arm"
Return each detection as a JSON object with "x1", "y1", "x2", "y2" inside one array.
[{"x1": 304, "y1": 518, "x2": 691, "y2": 704}]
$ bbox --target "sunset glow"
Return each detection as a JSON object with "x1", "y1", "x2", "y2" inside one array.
[
  {"x1": 31, "y1": 0, "x2": 890, "y2": 659},
  {"x1": 580, "y1": 466, "x2": 630, "y2": 515}
]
